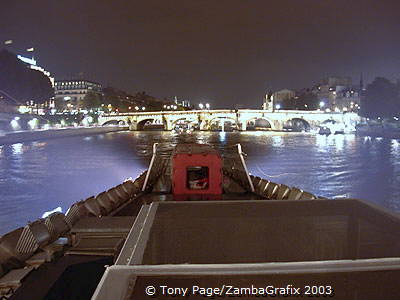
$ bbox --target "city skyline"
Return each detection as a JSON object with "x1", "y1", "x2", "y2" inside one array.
[{"x1": 1, "y1": 0, "x2": 400, "y2": 108}]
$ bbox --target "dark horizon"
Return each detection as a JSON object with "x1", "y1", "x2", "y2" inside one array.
[{"x1": 1, "y1": 0, "x2": 400, "y2": 108}]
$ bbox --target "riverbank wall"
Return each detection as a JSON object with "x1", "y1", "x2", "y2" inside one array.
[{"x1": 0, "y1": 126, "x2": 129, "y2": 145}]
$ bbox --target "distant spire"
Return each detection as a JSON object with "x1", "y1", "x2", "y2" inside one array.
[
  {"x1": 359, "y1": 72, "x2": 364, "y2": 91},
  {"x1": 268, "y1": 89, "x2": 273, "y2": 99}
]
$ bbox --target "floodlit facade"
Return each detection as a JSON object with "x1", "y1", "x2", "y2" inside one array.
[
  {"x1": 314, "y1": 77, "x2": 361, "y2": 112},
  {"x1": 174, "y1": 97, "x2": 191, "y2": 108},
  {"x1": 273, "y1": 89, "x2": 296, "y2": 102},
  {"x1": 55, "y1": 80, "x2": 102, "y2": 103},
  {"x1": 263, "y1": 89, "x2": 295, "y2": 111}
]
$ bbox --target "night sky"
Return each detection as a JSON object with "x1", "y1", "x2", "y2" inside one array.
[{"x1": 1, "y1": 0, "x2": 400, "y2": 108}]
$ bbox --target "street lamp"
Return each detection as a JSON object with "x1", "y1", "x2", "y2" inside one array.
[
  {"x1": 205, "y1": 103, "x2": 210, "y2": 109},
  {"x1": 199, "y1": 103, "x2": 204, "y2": 110},
  {"x1": 275, "y1": 104, "x2": 281, "y2": 110}
]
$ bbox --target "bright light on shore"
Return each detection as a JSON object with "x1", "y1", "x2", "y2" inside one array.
[
  {"x1": 28, "y1": 118, "x2": 38, "y2": 129},
  {"x1": 11, "y1": 119, "x2": 19, "y2": 129}
]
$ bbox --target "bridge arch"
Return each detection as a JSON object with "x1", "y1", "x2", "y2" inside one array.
[
  {"x1": 321, "y1": 119, "x2": 336, "y2": 124},
  {"x1": 169, "y1": 117, "x2": 198, "y2": 130},
  {"x1": 284, "y1": 118, "x2": 311, "y2": 132},
  {"x1": 209, "y1": 116, "x2": 238, "y2": 131},
  {"x1": 171, "y1": 117, "x2": 197, "y2": 125},
  {"x1": 246, "y1": 117, "x2": 273, "y2": 130},
  {"x1": 137, "y1": 118, "x2": 164, "y2": 130},
  {"x1": 102, "y1": 119, "x2": 126, "y2": 126}
]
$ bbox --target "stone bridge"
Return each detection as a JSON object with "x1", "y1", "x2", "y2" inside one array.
[{"x1": 98, "y1": 109, "x2": 360, "y2": 131}]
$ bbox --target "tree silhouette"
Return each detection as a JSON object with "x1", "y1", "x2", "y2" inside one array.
[
  {"x1": 0, "y1": 49, "x2": 54, "y2": 106},
  {"x1": 78, "y1": 91, "x2": 102, "y2": 109},
  {"x1": 361, "y1": 77, "x2": 400, "y2": 118}
]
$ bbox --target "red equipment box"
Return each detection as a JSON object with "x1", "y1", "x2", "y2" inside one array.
[{"x1": 172, "y1": 144, "x2": 222, "y2": 195}]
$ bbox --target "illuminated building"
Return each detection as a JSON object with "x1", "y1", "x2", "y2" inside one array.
[
  {"x1": 313, "y1": 76, "x2": 361, "y2": 112},
  {"x1": 174, "y1": 96, "x2": 191, "y2": 108},
  {"x1": 55, "y1": 80, "x2": 102, "y2": 108},
  {"x1": 273, "y1": 89, "x2": 296, "y2": 102},
  {"x1": 263, "y1": 89, "x2": 295, "y2": 111}
]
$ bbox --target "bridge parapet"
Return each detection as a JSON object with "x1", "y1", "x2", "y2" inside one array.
[{"x1": 97, "y1": 110, "x2": 360, "y2": 132}]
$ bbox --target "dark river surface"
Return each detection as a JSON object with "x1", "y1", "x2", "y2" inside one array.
[{"x1": 0, "y1": 130, "x2": 399, "y2": 235}]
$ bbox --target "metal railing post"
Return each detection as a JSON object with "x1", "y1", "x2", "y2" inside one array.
[
  {"x1": 142, "y1": 143, "x2": 158, "y2": 191},
  {"x1": 237, "y1": 144, "x2": 255, "y2": 192}
]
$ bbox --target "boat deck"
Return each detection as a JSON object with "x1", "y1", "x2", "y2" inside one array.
[{"x1": 93, "y1": 199, "x2": 400, "y2": 300}]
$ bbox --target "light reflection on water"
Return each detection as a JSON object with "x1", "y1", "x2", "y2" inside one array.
[
  {"x1": 11, "y1": 143, "x2": 24, "y2": 155},
  {"x1": 0, "y1": 130, "x2": 399, "y2": 235}
]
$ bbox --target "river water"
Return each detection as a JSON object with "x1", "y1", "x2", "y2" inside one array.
[{"x1": 0, "y1": 130, "x2": 399, "y2": 235}]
